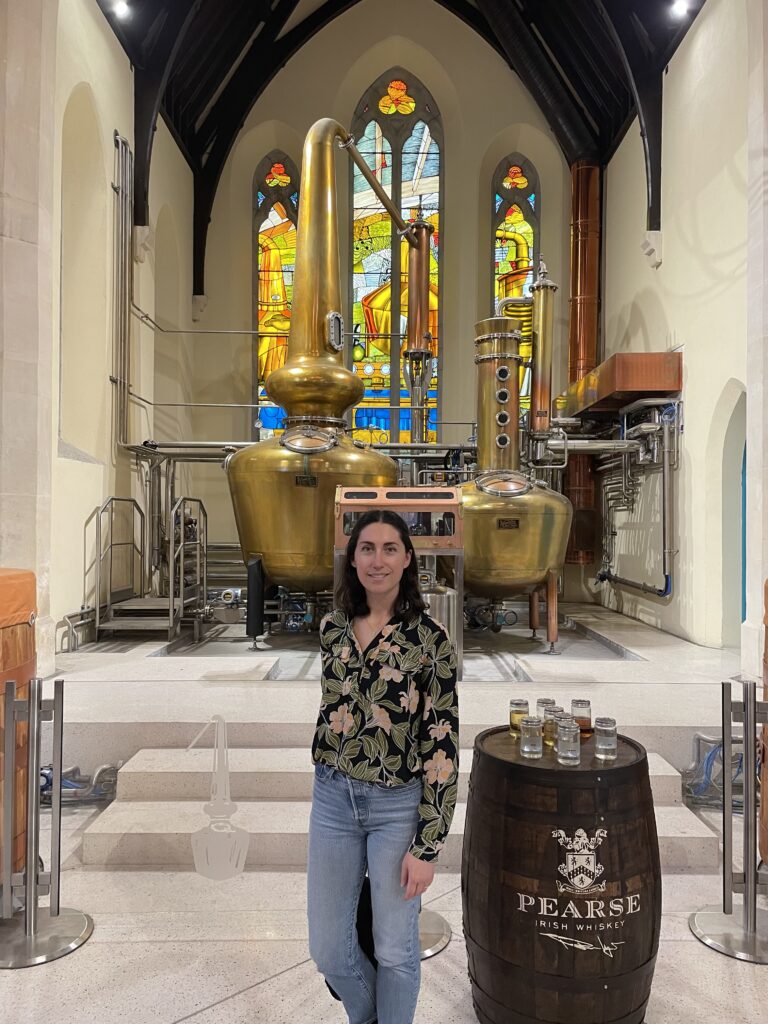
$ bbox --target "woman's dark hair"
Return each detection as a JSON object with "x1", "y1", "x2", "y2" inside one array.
[{"x1": 336, "y1": 509, "x2": 426, "y2": 620}]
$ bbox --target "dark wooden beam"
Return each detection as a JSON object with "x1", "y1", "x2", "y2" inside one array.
[
  {"x1": 192, "y1": 0, "x2": 363, "y2": 295},
  {"x1": 133, "y1": 0, "x2": 204, "y2": 226},
  {"x1": 594, "y1": 0, "x2": 663, "y2": 230},
  {"x1": 475, "y1": 0, "x2": 598, "y2": 166}
]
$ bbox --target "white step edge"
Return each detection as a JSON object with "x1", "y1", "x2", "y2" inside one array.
[
  {"x1": 116, "y1": 748, "x2": 682, "y2": 806},
  {"x1": 82, "y1": 800, "x2": 716, "y2": 872}
]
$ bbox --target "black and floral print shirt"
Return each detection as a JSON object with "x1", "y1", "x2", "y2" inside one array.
[{"x1": 311, "y1": 609, "x2": 459, "y2": 862}]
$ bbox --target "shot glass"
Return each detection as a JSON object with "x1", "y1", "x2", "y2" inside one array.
[
  {"x1": 520, "y1": 716, "x2": 543, "y2": 759},
  {"x1": 556, "y1": 719, "x2": 580, "y2": 766},
  {"x1": 571, "y1": 699, "x2": 593, "y2": 739},
  {"x1": 594, "y1": 717, "x2": 618, "y2": 761},
  {"x1": 542, "y1": 705, "x2": 564, "y2": 748},
  {"x1": 509, "y1": 698, "x2": 530, "y2": 740},
  {"x1": 536, "y1": 697, "x2": 556, "y2": 719}
]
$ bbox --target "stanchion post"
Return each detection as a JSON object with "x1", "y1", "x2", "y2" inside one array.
[
  {"x1": 722, "y1": 681, "x2": 733, "y2": 915},
  {"x1": 1, "y1": 681, "x2": 15, "y2": 919},
  {"x1": 24, "y1": 677, "x2": 41, "y2": 937},
  {"x1": 0, "y1": 675, "x2": 94, "y2": 969},
  {"x1": 742, "y1": 679, "x2": 757, "y2": 938},
  {"x1": 50, "y1": 679, "x2": 64, "y2": 916},
  {"x1": 689, "y1": 678, "x2": 768, "y2": 962}
]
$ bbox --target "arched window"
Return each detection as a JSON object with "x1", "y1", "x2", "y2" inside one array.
[
  {"x1": 350, "y1": 70, "x2": 443, "y2": 443},
  {"x1": 492, "y1": 156, "x2": 540, "y2": 413},
  {"x1": 252, "y1": 151, "x2": 300, "y2": 436}
]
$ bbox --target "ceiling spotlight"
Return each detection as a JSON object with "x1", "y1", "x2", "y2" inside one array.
[
  {"x1": 671, "y1": 0, "x2": 688, "y2": 17},
  {"x1": 113, "y1": 1, "x2": 130, "y2": 18}
]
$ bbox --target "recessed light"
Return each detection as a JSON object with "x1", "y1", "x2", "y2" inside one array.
[
  {"x1": 671, "y1": 1, "x2": 688, "y2": 17},
  {"x1": 113, "y1": 1, "x2": 130, "y2": 19}
]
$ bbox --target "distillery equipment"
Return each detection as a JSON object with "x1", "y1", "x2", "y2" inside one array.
[
  {"x1": 226, "y1": 119, "x2": 398, "y2": 592},
  {"x1": 461, "y1": 260, "x2": 572, "y2": 636}
]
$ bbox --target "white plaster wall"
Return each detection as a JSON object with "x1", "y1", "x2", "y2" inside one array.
[
  {"x1": 51, "y1": 1, "x2": 194, "y2": 639},
  {"x1": 195, "y1": 0, "x2": 571, "y2": 542},
  {"x1": 601, "y1": 0, "x2": 747, "y2": 646}
]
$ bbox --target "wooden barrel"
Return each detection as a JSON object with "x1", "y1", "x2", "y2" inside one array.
[
  {"x1": 0, "y1": 569, "x2": 36, "y2": 874},
  {"x1": 462, "y1": 727, "x2": 661, "y2": 1024},
  {"x1": 760, "y1": 580, "x2": 768, "y2": 864}
]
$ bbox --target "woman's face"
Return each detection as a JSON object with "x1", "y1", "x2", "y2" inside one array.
[{"x1": 352, "y1": 522, "x2": 412, "y2": 605}]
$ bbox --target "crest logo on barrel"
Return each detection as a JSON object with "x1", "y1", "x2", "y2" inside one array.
[{"x1": 553, "y1": 827, "x2": 607, "y2": 895}]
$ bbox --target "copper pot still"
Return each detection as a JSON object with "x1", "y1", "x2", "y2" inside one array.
[
  {"x1": 226, "y1": 119, "x2": 396, "y2": 591},
  {"x1": 461, "y1": 264, "x2": 572, "y2": 599}
]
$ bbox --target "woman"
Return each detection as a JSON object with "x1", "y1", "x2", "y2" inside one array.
[{"x1": 308, "y1": 509, "x2": 459, "y2": 1024}]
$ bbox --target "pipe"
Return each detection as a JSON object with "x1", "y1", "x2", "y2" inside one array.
[
  {"x1": 568, "y1": 162, "x2": 601, "y2": 383},
  {"x1": 341, "y1": 134, "x2": 412, "y2": 239},
  {"x1": 547, "y1": 439, "x2": 642, "y2": 454},
  {"x1": 530, "y1": 256, "x2": 557, "y2": 436},
  {"x1": 596, "y1": 418, "x2": 674, "y2": 597},
  {"x1": 565, "y1": 160, "x2": 601, "y2": 566},
  {"x1": 403, "y1": 220, "x2": 434, "y2": 445}
]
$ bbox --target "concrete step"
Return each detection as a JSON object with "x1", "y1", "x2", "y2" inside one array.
[
  {"x1": 51, "y1": 677, "x2": 721, "y2": 778},
  {"x1": 81, "y1": 800, "x2": 716, "y2": 872},
  {"x1": 99, "y1": 617, "x2": 171, "y2": 632},
  {"x1": 116, "y1": 748, "x2": 683, "y2": 806}
]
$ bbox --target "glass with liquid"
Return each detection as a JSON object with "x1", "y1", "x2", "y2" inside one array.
[
  {"x1": 556, "y1": 719, "x2": 580, "y2": 766},
  {"x1": 509, "y1": 698, "x2": 530, "y2": 739},
  {"x1": 536, "y1": 697, "x2": 556, "y2": 719},
  {"x1": 571, "y1": 699, "x2": 593, "y2": 739},
  {"x1": 594, "y1": 717, "x2": 618, "y2": 761},
  {"x1": 542, "y1": 705, "x2": 564, "y2": 748},
  {"x1": 520, "y1": 716, "x2": 543, "y2": 759}
]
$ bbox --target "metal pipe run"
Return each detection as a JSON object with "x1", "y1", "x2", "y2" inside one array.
[
  {"x1": 546, "y1": 439, "x2": 642, "y2": 454},
  {"x1": 596, "y1": 418, "x2": 674, "y2": 598}
]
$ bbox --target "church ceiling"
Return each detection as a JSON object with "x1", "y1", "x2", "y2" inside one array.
[{"x1": 95, "y1": 0, "x2": 705, "y2": 291}]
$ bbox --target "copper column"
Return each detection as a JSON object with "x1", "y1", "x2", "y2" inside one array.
[
  {"x1": 566, "y1": 160, "x2": 600, "y2": 565},
  {"x1": 403, "y1": 220, "x2": 434, "y2": 443}
]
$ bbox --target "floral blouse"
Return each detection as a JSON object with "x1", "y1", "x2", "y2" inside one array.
[{"x1": 311, "y1": 609, "x2": 459, "y2": 862}]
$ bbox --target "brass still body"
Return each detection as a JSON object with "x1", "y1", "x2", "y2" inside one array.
[
  {"x1": 226, "y1": 119, "x2": 396, "y2": 591},
  {"x1": 461, "y1": 268, "x2": 572, "y2": 599}
]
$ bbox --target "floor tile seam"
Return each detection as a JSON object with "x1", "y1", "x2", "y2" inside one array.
[{"x1": 167, "y1": 955, "x2": 315, "y2": 1024}]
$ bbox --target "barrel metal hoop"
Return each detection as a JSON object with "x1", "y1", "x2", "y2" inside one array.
[
  {"x1": 466, "y1": 934, "x2": 658, "y2": 996},
  {"x1": 467, "y1": 949, "x2": 653, "y2": 1024}
]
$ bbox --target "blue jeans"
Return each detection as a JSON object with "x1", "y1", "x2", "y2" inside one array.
[{"x1": 307, "y1": 763, "x2": 423, "y2": 1024}]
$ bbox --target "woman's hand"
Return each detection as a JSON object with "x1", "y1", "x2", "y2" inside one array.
[{"x1": 400, "y1": 851, "x2": 435, "y2": 900}]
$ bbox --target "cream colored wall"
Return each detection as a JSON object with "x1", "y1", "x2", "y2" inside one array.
[
  {"x1": 600, "y1": 0, "x2": 747, "y2": 646},
  {"x1": 51, "y1": 1, "x2": 194, "y2": 640},
  {"x1": 195, "y1": 0, "x2": 571, "y2": 542}
]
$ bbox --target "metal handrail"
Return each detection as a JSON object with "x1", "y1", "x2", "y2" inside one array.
[
  {"x1": 168, "y1": 496, "x2": 208, "y2": 638},
  {"x1": 94, "y1": 497, "x2": 146, "y2": 633}
]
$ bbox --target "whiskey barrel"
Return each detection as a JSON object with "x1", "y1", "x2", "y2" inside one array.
[
  {"x1": 462, "y1": 727, "x2": 661, "y2": 1024},
  {"x1": 0, "y1": 569, "x2": 36, "y2": 874}
]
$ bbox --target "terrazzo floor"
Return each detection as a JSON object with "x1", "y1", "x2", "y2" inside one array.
[{"x1": 2, "y1": 604, "x2": 764, "y2": 1023}]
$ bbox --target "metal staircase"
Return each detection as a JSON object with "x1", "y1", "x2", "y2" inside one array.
[{"x1": 95, "y1": 495, "x2": 208, "y2": 641}]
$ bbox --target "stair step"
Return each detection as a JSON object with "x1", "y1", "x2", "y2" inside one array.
[
  {"x1": 99, "y1": 617, "x2": 171, "y2": 632},
  {"x1": 81, "y1": 800, "x2": 718, "y2": 872},
  {"x1": 117, "y1": 748, "x2": 682, "y2": 806}
]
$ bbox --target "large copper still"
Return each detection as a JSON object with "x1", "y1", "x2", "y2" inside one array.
[
  {"x1": 461, "y1": 261, "x2": 572, "y2": 600},
  {"x1": 226, "y1": 119, "x2": 397, "y2": 591}
]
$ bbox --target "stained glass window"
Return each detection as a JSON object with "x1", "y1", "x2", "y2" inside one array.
[
  {"x1": 252, "y1": 151, "x2": 299, "y2": 437},
  {"x1": 492, "y1": 155, "x2": 540, "y2": 414},
  {"x1": 350, "y1": 71, "x2": 443, "y2": 443}
]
